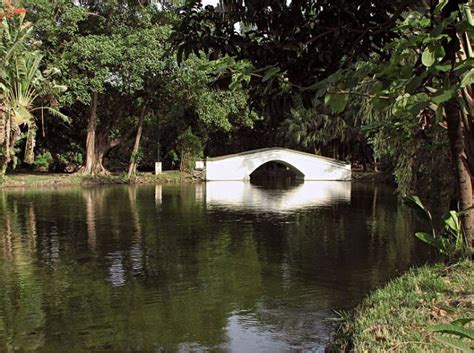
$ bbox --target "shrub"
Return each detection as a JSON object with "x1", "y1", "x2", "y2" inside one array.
[
  {"x1": 34, "y1": 151, "x2": 54, "y2": 171},
  {"x1": 176, "y1": 128, "x2": 203, "y2": 174},
  {"x1": 56, "y1": 151, "x2": 83, "y2": 173}
]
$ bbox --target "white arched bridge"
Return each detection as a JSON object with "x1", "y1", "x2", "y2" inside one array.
[{"x1": 203, "y1": 147, "x2": 351, "y2": 181}]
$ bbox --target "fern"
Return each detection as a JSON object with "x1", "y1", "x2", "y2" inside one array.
[{"x1": 430, "y1": 318, "x2": 474, "y2": 352}]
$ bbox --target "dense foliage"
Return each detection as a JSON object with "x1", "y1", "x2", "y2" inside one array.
[
  {"x1": 174, "y1": 0, "x2": 474, "y2": 249},
  {"x1": 0, "y1": 0, "x2": 259, "y2": 176}
]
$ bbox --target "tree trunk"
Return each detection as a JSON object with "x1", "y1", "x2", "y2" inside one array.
[
  {"x1": 128, "y1": 106, "x2": 146, "y2": 179},
  {"x1": 0, "y1": 114, "x2": 10, "y2": 175},
  {"x1": 1, "y1": 114, "x2": 19, "y2": 175},
  {"x1": 81, "y1": 92, "x2": 98, "y2": 175},
  {"x1": 79, "y1": 92, "x2": 134, "y2": 175},
  {"x1": 93, "y1": 133, "x2": 112, "y2": 175},
  {"x1": 441, "y1": 3, "x2": 474, "y2": 249},
  {"x1": 445, "y1": 100, "x2": 473, "y2": 247},
  {"x1": 90, "y1": 128, "x2": 136, "y2": 175},
  {"x1": 0, "y1": 106, "x2": 5, "y2": 146}
]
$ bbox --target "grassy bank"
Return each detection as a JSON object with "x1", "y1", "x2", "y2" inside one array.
[
  {"x1": 0, "y1": 171, "x2": 185, "y2": 188},
  {"x1": 329, "y1": 260, "x2": 473, "y2": 352}
]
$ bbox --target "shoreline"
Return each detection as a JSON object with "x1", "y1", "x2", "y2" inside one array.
[
  {"x1": 1, "y1": 171, "x2": 389, "y2": 189},
  {"x1": 327, "y1": 260, "x2": 473, "y2": 352},
  {"x1": 0, "y1": 171, "x2": 192, "y2": 188}
]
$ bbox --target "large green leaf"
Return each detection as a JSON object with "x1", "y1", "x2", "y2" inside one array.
[
  {"x1": 434, "y1": 0, "x2": 449, "y2": 14},
  {"x1": 442, "y1": 211, "x2": 460, "y2": 234},
  {"x1": 262, "y1": 66, "x2": 281, "y2": 82},
  {"x1": 452, "y1": 318, "x2": 474, "y2": 326},
  {"x1": 461, "y1": 69, "x2": 474, "y2": 88},
  {"x1": 415, "y1": 232, "x2": 441, "y2": 248},
  {"x1": 371, "y1": 93, "x2": 391, "y2": 111},
  {"x1": 433, "y1": 63, "x2": 452, "y2": 72},
  {"x1": 403, "y1": 196, "x2": 434, "y2": 229},
  {"x1": 422, "y1": 45, "x2": 445, "y2": 68},
  {"x1": 433, "y1": 335, "x2": 473, "y2": 352},
  {"x1": 31, "y1": 107, "x2": 71, "y2": 123},
  {"x1": 422, "y1": 47, "x2": 436, "y2": 67},
  {"x1": 324, "y1": 92, "x2": 349, "y2": 113},
  {"x1": 430, "y1": 323, "x2": 474, "y2": 340},
  {"x1": 406, "y1": 72, "x2": 428, "y2": 93},
  {"x1": 432, "y1": 88, "x2": 457, "y2": 105}
]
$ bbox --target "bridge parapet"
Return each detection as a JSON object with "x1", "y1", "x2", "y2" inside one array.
[{"x1": 205, "y1": 147, "x2": 351, "y2": 181}]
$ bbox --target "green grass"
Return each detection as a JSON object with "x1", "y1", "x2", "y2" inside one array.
[
  {"x1": 0, "y1": 170, "x2": 185, "y2": 188},
  {"x1": 329, "y1": 260, "x2": 474, "y2": 352}
]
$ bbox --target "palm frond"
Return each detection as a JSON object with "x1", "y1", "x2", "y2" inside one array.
[{"x1": 31, "y1": 107, "x2": 71, "y2": 123}]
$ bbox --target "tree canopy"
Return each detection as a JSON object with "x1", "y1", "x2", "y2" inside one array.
[{"x1": 174, "y1": 0, "x2": 424, "y2": 104}]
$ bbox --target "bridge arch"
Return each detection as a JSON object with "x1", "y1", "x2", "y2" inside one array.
[
  {"x1": 205, "y1": 148, "x2": 351, "y2": 181},
  {"x1": 249, "y1": 159, "x2": 305, "y2": 179}
]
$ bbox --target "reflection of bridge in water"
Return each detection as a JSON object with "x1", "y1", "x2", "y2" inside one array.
[
  {"x1": 204, "y1": 147, "x2": 351, "y2": 181},
  {"x1": 204, "y1": 181, "x2": 351, "y2": 213},
  {"x1": 154, "y1": 181, "x2": 351, "y2": 213}
]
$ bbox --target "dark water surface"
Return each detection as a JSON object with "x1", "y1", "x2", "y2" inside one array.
[{"x1": 0, "y1": 181, "x2": 428, "y2": 352}]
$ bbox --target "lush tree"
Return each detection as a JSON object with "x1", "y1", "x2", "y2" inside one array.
[
  {"x1": 106, "y1": 51, "x2": 259, "y2": 173},
  {"x1": 19, "y1": 1, "x2": 173, "y2": 174},
  {"x1": 174, "y1": 0, "x2": 419, "y2": 106},
  {"x1": 68, "y1": 30, "x2": 170, "y2": 174}
]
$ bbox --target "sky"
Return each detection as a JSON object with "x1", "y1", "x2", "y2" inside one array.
[{"x1": 201, "y1": 0, "x2": 219, "y2": 6}]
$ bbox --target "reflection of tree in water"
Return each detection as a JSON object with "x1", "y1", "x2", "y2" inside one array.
[
  {"x1": 128, "y1": 186, "x2": 143, "y2": 276},
  {"x1": 0, "y1": 183, "x2": 426, "y2": 351},
  {"x1": 84, "y1": 188, "x2": 97, "y2": 252},
  {"x1": 246, "y1": 183, "x2": 421, "y2": 309},
  {"x1": 0, "y1": 190, "x2": 45, "y2": 352},
  {"x1": 205, "y1": 184, "x2": 425, "y2": 350}
]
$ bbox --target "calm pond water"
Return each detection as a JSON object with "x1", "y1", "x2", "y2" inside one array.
[{"x1": 0, "y1": 181, "x2": 429, "y2": 352}]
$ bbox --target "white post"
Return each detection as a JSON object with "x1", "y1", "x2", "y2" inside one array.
[
  {"x1": 155, "y1": 162, "x2": 162, "y2": 175},
  {"x1": 195, "y1": 160, "x2": 205, "y2": 170}
]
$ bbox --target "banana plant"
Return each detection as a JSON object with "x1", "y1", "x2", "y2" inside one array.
[
  {"x1": 0, "y1": 3, "x2": 31, "y2": 70},
  {"x1": 0, "y1": 3, "x2": 67, "y2": 173},
  {"x1": 403, "y1": 196, "x2": 471, "y2": 259}
]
